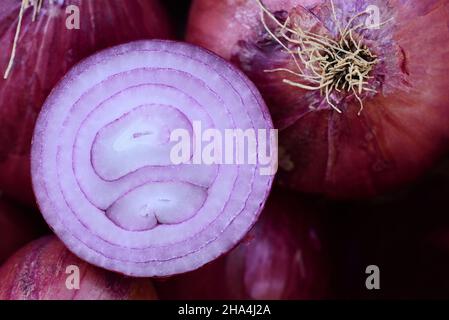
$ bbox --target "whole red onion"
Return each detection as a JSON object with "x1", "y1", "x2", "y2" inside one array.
[
  {"x1": 155, "y1": 190, "x2": 329, "y2": 300},
  {"x1": 187, "y1": 0, "x2": 449, "y2": 199},
  {"x1": 0, "y1": 236, "x2": 158, "y2": 300},
  {"x1": 0, "y1": 196, "x2": 46, "y2": 263},
  {"x1": 0, "y1": 0, "x2": 172, "y2": 205}
]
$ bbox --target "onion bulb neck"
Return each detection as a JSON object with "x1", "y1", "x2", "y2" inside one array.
[{"x1": 256, "y1": 0, "x2": 391, "y2": 115}]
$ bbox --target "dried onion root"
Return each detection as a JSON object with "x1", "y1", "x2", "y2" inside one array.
[
  {"x1": 256, "y1": 0, "x2": 385, "y2": 115},
  {"x1": 3, "y1": 0, "x2": 43, "y2": 79}
]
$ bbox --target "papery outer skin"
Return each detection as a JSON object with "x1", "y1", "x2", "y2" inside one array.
[
  {"x1": 31, "y1": 40, "x2": 275, "y2": 277},
  {"x1": 155, "y1": 190, "x2": 328, "y2": 300},
  {"x1": 0, "y1": 0, "x2": 172, "y2": 206},
  {"x1": 187, "y1": 0, "x2": 449, "y2": 198},
  {"x1": 0, "y1": 197, "x2": 46, "y2": 264},
  {"x1": 0, "y1": 236, "x2": 157, "y2": 300}
]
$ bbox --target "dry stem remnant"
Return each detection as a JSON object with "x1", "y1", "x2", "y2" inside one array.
[
  {"x1": 256, "y1": 0, "x2": 387, "y2": 115},
  {"x1": 3, "y1": 0, "x2": 44, "y2": 79}
]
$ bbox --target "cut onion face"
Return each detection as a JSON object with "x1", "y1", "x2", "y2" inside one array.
[{"x1": 31, "y1": 40, "x2": 275, "y2": 277}]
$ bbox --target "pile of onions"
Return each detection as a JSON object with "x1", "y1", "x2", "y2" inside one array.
[
  {"x1": 31, "y1": 40, "x2": 275, "y2": 277},
  {"x1": 0, "y1": 0, "x2": 172, "y2": 205},
  {"x1": 155, "y1": 190, "x2": 328, "y2": 300},
  {"x1": 0, "y1": 196, "x2": 46, "y2": 263},
  {"x1": 0, "y1": 236, "x2": 157, "y2": 300},
  {"x1": 187, "y1": 0, "x2": 449, "y2": 198}
]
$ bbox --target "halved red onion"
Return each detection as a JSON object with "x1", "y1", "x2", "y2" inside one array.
[
  {"x1": 0, "y1": 0, "x2": 172, "y2": 205},
  {"x1": 31, "y1": 40, "x2": 275, "y2": 277},
  {"x1": 0, "y1": 236, "x2": 157, "y2": 300}
]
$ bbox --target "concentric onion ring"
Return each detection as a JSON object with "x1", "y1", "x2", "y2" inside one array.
[{"x1": 31, "y1": 40, "x2": 275, "y2": 277}]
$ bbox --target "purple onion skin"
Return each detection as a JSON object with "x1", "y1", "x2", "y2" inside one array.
[
  {"x1": 155, "y1": 190, "x2": 329, "y2": 300},
  {"x1": 0, "y1": 236, "x2": 157, "y2": 300},
  {"x1": 187, "y1": 0, "x2": 449, "y2": 199},
  {"x1": 0, "y1": 197, "x2": 47, "y2": 264},
  {"x1": 0, "y1": 0, "x2": 172, "y2": 206}
]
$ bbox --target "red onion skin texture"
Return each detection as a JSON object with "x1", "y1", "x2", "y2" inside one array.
[
  {"x1": 0, "y1": 0, "x2": 172, "y2": 206},
  {"x1": 187, "y1": 0, "x2": 449, "y2": 199},
  {"x1": 0, "y1": 236, "x2": 158, "y2": 300},
  {"x1": 155, "y1": 190, "x2": 328, "y2": 300},
  {"x1": 0, "y1": 197, "x2": 46, "y2": 264}
]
